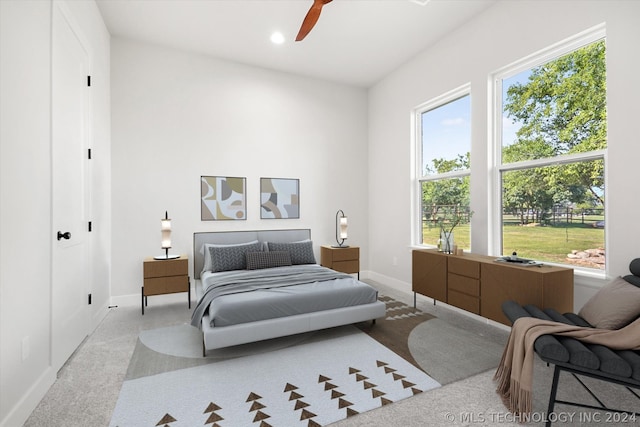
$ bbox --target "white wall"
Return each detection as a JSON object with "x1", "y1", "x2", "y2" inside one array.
[
  {"x1": 0, "y1": 2, "x2": 52, "y2": 424},
  {"x1": 109, "y1": 39, "x2": 368, "y2": 304},
  {"x1": 0, "y1": 1, "x2": 111, "y2": 425},
  {"x1": 3, "y1": 1, "x2": 637, "y2": 423},
  {"x1": 367, "y1": 0, "x2": 640, "y2": 309}
]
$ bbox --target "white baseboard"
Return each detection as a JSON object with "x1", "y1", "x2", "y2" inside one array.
[
  {"x1": 361, "y1": 270, "x2": 412, "y2": 293},
  {"x1": 91, "y1": 302, "x2": 111, "y2": 330},
  {"x1": 0, "y1": 368, "x2": 55, "y2": 427},
  {"x1": 110, "y1": 285, "x2": 194, "y2": 309}
]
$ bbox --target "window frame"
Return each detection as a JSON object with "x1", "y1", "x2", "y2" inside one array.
[
  {"x1": 413, "y1": 84, "x2": 471, "y2": 247},
  {"x1": 490, "y1": 25, "x2": 607, "y2": 272}
]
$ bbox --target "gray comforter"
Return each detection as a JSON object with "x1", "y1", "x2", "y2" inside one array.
[{"x1": 190, "y1": 264, "x2": 353, "y2": 328}]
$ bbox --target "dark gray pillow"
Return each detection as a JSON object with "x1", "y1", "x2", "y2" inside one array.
[
  {"x1": 246, "y1": 251, "x2": 292, "y2": 270},
  {"x1": 266, "y1": 240, "x2": 316, "y2": 265},
  {"x1": 623, "y1": 274, "x2": 640, "y2": 288},
  {"x1": 624, "y1": 258, "x2": 640, "y2": 287},
  {"x1": 208, "y1": 241, "x2": 263, "y2": 272}
]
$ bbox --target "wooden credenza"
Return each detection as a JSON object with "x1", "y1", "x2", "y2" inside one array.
[{"x1": 412, "y1": 249, "x2": 574, "y2": 325}]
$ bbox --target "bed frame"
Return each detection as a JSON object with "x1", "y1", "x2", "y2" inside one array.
[{"x1": 193, "y1": 229, "x2": 386, "y2": 352}]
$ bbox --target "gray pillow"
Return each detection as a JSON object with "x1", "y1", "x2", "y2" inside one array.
[
  {"x1": 266, "y1": 240, "x2": 316, "y2": 265},
  {"x1": 201, "y1": 240, "x2": 260, "y2": 273},
  {"x1": 578, "y1": 276, "x2": 640, "y2": 329},
  {"x1": 246, "y1": 251, "x2": 292, "y2": 270},
  {"x1": 208, "y1": 241, "x2": 263, "y2": 272}
]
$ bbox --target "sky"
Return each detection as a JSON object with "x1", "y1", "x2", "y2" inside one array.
[{"x1": 421, "y1": 69, "x2": 531, "y2": 174}]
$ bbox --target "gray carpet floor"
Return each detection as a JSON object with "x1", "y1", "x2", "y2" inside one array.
[{"x1": 23, "y1": 280, "x2": 639, "y2": 426}]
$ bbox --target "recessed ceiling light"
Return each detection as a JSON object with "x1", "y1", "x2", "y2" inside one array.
[{"x1": 270, "y1": 32, "x2": 285, "y2": 45}]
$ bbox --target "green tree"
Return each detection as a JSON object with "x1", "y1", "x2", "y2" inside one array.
[
  {"x1": 503, "y1": 40, "x2": 606, "y2": 211},
  {"x1": 422, "y1": 153, "x2": 470, "y2": 225}
]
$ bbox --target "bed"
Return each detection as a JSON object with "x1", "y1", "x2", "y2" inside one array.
[{"x1": 191, "y1": 229, "x2": 386, "y2": 353}]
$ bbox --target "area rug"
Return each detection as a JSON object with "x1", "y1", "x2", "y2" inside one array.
[
  {"x1": 406, "y1": 317, "x2": 505, "y2": 384},
  {"x1": 110, "y1": 326, "x2": 440, "y2": 427},
  {"x1": 357, "y1": 295, "x2": 504, "y2": 384},
  {"x1": 356, "y1": 295, "x2": 436, "y2": 370}
]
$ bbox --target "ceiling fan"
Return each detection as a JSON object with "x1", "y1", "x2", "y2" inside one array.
[{"x1": 295, "y1": 0, "x2": 333, "y2": 41}]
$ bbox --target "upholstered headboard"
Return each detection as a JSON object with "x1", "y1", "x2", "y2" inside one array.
[{"x1": 193, "y1": 229, "x2": 311, "y2": 279}]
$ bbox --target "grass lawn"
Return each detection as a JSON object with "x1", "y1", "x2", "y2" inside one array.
[
  {"x1": 501, "y1": 223, "x2": 604, "y2": 263},
  {"x1": 422, "y1": 222, "x2": 604, "y2": 264}
]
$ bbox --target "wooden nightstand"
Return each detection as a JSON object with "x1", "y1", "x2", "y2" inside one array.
[
  {"x1": 142, "y1": 255, "x2": 190, "y2": 315},
  {"x1": 320, "y1": 245, "x2": 360, "y2": 279}
]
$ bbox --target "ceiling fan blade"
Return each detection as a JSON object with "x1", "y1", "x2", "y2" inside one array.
[{"x1": 295, "y1": 0, "x2": 332, "y2": 42}]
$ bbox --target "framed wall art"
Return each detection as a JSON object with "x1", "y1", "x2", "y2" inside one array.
[
  {"x1": 201, "y1": 176, "x2": 246, "y2": 220},
  {"x1": 260, "y1": 177, "x2": 300, "y2": 219}
]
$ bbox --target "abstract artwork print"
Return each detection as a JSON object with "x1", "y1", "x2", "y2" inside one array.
[
  {"x1": 260, "y1": 178, "x2": 299, "y2": 219},
  {"x1": 201, "y1": 176, "x2": 246, "y2": 220}
]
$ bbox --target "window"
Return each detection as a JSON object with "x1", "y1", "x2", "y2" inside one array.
[
  {"x1": 416, "y1": 87, "x2": 472, "y2": 249},
  {"x1": 496, "y1": 34, "x2": 606, "y2": 270}
]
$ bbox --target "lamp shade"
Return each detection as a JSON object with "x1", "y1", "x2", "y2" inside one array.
[
  {"x1": 333, "y1": 210, "x2": 349, "y2": 247},
  {"x1": 154, "y1": 211, "x2": 179, "y2": 260},
  {"x1": 161, "y1": 217, "x2": 171, "y2": 249},
  {"x1": 339, "y1": 216, "x2": 348, "y2": 239}
]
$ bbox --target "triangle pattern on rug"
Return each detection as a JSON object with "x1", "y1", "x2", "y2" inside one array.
[
  {"x1": 380, "y1": 296, "x2": 427, "y2": 321},
  {"x1": 110, "y1": 326, "x2": 440, "y2": 427},
  {"x1": 156, "y1": 413, "x2": 176, "y2": 426}
]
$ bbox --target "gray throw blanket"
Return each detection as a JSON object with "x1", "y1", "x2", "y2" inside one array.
[{"x1": 190, "y1": 264, "x2": 352, "y2": 328}]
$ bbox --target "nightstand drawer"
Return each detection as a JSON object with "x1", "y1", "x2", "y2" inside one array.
[
  {"x1": 143, "y1": 276, "x2": 189, "y2": 296},
  {"x1": 144, "y1": 257, "x2": 187, "y2": 278},
  {"x1": 330, "y1": 247, "x2": 359, "y2": 262},
  {"x1": 332, "y1": 260, "x2": 359, "y2": 274}
]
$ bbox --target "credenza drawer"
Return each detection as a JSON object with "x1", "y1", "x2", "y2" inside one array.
[
  {"x1": 448, "y1": 273, "x2": 480, "y2": 297},
  {"x1": 448, "y1": 257, "x2": 480, "y2": 279},
  {"x1": 448, "y1": 290, "x2": 480, "y2": 314}
]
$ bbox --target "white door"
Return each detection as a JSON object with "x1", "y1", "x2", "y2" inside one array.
[{"x1": 51, "y1": 2, "x2": 91, "y2": 371}]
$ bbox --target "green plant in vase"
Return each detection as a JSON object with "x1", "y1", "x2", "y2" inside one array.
[{"x1": 435, "y1": 205, "x2": 472, "y2": 254}]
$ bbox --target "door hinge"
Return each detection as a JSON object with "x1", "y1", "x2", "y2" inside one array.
[
  {"x1": 88, "y1": 148, "x2": 92, "y2": 159},
  {"x1": 88, "y1": 293, "x2": 92, "y2": 305},
  {"x1": 87, "y1": 75, "x2": 91, "y2": 87},
  {"x1": 88, "y1": 221, "x2": 92, "y2": 232}
]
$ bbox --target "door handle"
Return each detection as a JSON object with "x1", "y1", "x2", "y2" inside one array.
[{"x1": 57, "y1": 231, "x2": 71, "y2": 241}]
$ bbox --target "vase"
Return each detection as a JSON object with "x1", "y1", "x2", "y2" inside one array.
[{"x1": 441, "y1": 230, "x2": 454, "y2": 254}]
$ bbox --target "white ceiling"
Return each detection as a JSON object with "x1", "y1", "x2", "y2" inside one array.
[{"x1": 96, "y1": 0, "x2": 497, "y2": 88}]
